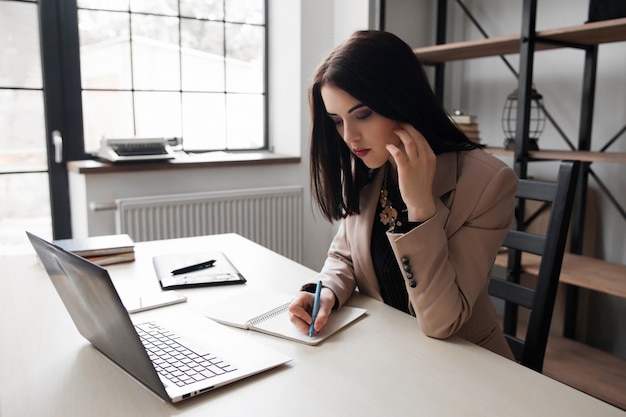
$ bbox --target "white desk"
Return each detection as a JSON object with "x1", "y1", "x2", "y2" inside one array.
[{"x1": 1, "y1": 234, "x2": 623, "y2": 416}]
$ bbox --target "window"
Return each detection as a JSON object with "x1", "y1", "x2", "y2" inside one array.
[
  {"x1": 77, "y1": 0, "x2": 267, "y2": 153},
  {"x1": 0, "y1": 0, "x2": 268, "y2": 254},
  {"x1": 0, "y1": 0, "x2": 52, "y2": 254}
]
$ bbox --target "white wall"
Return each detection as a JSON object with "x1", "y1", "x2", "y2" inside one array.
[
  {"x1": 274, "y1": 0, "x2": 373, "y2": 269},
  {"x1": 273, "y1": 0, "x2": 372, "y2": 269},
  {"x1": 332, "y1": 0, "x2": 371, "y2": 42},
  {"x1": 382, "y1": 0, "x2": 436, "y2": 46},
  {"x1": 385, "y1": 0, "x2": 626, "y2": 357}
]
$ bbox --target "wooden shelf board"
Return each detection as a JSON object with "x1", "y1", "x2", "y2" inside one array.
[
  {"x1": 543, "y1": 333, "x2": 626, "y2": 410},
  {"x1": 486, "y1": 147, "x2": 626, "y2": 164},
  {"x1": 495, "y1": 252, "x2": 626, "y2": 298},
  {"x1": 415, "y1": 17, "x2": 626, "y2": 63},
  {"x1": 539, "y1": 17, "x2": 626, "y2": 46},
  {"x1": 502, "y1": 317, "x2": 626, "y2": 410},
  {"x1": 497, "y1": 315, "x2": 626, "y2": 410},
  {"x1": 414, "y1": 35, "x2": 520, "y2": 63}
]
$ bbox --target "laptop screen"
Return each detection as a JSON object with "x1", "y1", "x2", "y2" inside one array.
[{"x1": 26, "y1": 232, "x2": 169, "y2": 400}]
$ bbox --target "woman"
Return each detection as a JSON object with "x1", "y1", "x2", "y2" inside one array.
[{"x1": 289, "y1": 30, "x2": 517, "y2": 359}]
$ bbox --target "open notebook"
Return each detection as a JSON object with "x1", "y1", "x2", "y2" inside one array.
[{"x1": 203, "y1": 290, "x2": 366, "y2": 345}]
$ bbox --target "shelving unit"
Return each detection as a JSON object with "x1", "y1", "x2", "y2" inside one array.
[{"x1": 410, "y1": 0, "x2": 626, "y2": 409}]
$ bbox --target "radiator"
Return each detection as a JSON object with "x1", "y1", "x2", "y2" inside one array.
[{"x1": 115, "y1": 186, "x2": 303, "y2": 262}]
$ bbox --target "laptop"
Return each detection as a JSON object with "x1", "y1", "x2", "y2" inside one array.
[{"x1": 26, "y1": 232, "x2": 291, "y2": 403}]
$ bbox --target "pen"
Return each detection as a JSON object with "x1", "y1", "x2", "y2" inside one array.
[
  {"x1": 309, "y1": 280, "x2": 323, "y2": 337},
  {"x1": 171, "y1": 259, "x2": 216, "y2": 276}
]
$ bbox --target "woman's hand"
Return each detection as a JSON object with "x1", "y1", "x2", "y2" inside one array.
[
  {"x1": 288, "y1": 287, "x2": 336, "y2": 335},
  {"x1": 386, "y1": 123, "x2": 437, "y2": 222}
]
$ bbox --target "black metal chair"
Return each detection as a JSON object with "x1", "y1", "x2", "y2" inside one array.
[{"x1": 489, "y1": 160, "x2": 581, "y2": 372}]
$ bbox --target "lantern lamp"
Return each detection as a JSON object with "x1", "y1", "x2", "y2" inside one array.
[{"x1": 501, "y1": 88, "x2": 546, "y2": 150}]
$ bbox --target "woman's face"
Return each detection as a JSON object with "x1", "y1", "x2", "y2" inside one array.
[{"x1": 321, "y1": 85, "x2": 401, "y2": 169}]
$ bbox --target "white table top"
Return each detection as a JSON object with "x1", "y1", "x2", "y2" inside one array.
[{"x1": 1, "y1": 233, "x2": 623, "y2": 416}]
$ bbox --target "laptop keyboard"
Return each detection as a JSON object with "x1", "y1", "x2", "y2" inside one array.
[{"x1": 135, "y1": 322, "x2": 237, "y2": 387}]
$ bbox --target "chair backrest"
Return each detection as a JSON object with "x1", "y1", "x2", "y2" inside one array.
[{"x1": 489, "y1": 160, "x2": 580, "y2": 372}]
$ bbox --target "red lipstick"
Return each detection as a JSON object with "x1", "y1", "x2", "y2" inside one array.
[{"x1": 353, "y1": 148, "x2": 370, "y2": 158}]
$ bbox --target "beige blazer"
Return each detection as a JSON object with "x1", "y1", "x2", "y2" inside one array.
[{"x1": 314, "y1": 149, "x2": 518, "y2": 359}]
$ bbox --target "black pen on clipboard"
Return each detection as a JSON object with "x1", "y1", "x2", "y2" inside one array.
[{"x1": 171, "y1": 259, "x2": 216, "y2": 276}]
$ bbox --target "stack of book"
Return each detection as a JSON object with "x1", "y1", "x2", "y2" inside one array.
[
  {"x1": 53, "y1": 234, "x2": 135, "y2": 266},
  {"x1": 450, "y1": 113, "x2": 481, "y2": 143}
]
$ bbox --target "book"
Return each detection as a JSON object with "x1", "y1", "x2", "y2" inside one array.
[
  {"x1": 86, "y1": 251, "x2": 136, "y2": 266},
  {"x1": 455, "y1": 122, "x2": 481, "y2": 143},
  {"x1": 53, "y1": 234, "x2": 135, "y2": 257},
  {"x1": 456, "y1": 122, "x2": 479, "y2": 132},
  {"x1": 153, "y1": 251, "x2": 247, "y2": 289},
  {"x1": 450, "y1": 113, "x2": 477, "y2": 124},
  {"x1": 203, "y1": 290, "x2": 367, "y2": 345}
]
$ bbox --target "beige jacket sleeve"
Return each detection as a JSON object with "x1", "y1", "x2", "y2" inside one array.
[{"x1": 386, "y1": 154, "x2": 517, "y2": 338}]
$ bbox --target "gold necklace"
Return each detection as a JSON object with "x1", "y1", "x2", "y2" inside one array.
[{"x1": 379, "y1": 164, "x2": 398, "y2": 229}]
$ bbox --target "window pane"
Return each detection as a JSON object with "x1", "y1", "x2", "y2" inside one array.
[
  {"x1": 0, "y1": 89, "x2": 46, "y2": 173},
  {"x1": 0, "y1": 1, "x2": 42, "y2": 89},
  {"x1": 76, "y1": 0, "x2": 267, "y2": 152},
  {"x1": 134, "y1": 92, "x2": 182, "y2": 138},
  {"x1": 79, "y1": 10, "x2": 132, "y2": 90},
  {"x1": 131, "y1": 14, "x2": 181, "y2": 91},
  {"x1": 82, "y1": 91, "x2": 134, "y2": 152},
  {"x1": 0, "y1": 173, "x2": 52, "y2": 255},
  {"x1": 225, "y1": 0, "x2": 264, "y2": 24},
  {"x1": 78, "y1": 0, "x2": 129, "y2": 11},
  {"x1": 130, "y1": 0, "x2": 177, "y2": 15},
  {"x1": 180, "y1": 0, "x2": 223, "y2": 20},
  {"x1": 226, "y1": 94, "x2": 263, "y2": 149},
  {"x1": 225, "y1": 23, "x2": 264, "y2": 93},
  {"x1": 181, "y1": 19, "x2": 224, "y2": 91},
  {"x1": 182, "y1": 92, "x2": 226, "y2": 150}
]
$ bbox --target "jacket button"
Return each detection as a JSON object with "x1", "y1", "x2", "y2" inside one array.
[{"x1": 401, "y1": 255, "x2": 416, "y2": 286}]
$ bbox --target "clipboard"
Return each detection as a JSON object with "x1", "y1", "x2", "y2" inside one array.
[{"x1": 153, "y1": 251, "x2": 246, "y2": 290}]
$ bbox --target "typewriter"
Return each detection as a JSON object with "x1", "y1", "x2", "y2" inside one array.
[{"x1": 96, "y1": 137, "x2": 179, "y2": 163}]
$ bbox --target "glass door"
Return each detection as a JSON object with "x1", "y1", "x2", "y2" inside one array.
[
  {"x1": 0, "y1": 0, "x2": 55, "y2": 254},
  {"x1": 0, "y1": 0, "x2": 79, "y2": 254}
]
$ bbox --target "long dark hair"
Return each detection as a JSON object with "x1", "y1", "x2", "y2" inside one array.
[{"x1": 309, "y1": 30, "x2": 481, "y2": 222}]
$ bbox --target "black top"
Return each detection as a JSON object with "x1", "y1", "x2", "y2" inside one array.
[{"x1": 370, "y1": 173, "x2": 411, "y2": 314}]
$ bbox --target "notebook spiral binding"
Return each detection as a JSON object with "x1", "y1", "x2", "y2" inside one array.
[{"x1": 246, "y1": 303, "x2": 290, "y2": 327}]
